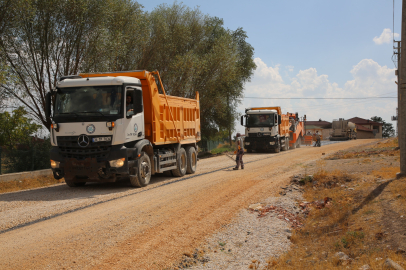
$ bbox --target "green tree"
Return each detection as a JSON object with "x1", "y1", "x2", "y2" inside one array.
[
  {"x1": 1, "y1": 1, "x2": 256, "y2": 141},
  {"x1": 0, "y1": 107, "x2": 42, "y2": 149},
  {"x1": 134, "y1": 3, "x2": 255, "y2": 140},
  {"x1": 370, "y1": 116, "x2": 395, "y2": 138},
  {"x1": 0, "y1": 0, "x2": 144, "y2": 129}
]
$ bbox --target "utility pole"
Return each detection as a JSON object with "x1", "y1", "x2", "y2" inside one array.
[
  {"x1": 394, "y1": 40, "x2": 400, "y2": 138},
  {"x1": 392, "y1": 108, "x2": 398, "y2": 136},
  {"x1": 397, "y1": 0, "x2": 406, "y2": 179}
]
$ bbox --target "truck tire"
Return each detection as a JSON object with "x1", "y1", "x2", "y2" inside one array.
[
  {"x1": 172, "y1": 147, "x2": 187, "y2": 177},
  {"x1": 274, "y1": 142, "x2": 280, "y2": 153},
  {"x1": 185, "y1": 146, "x2": 197, "y2": 174},
  {"x1": 130, "y1": 152, "x2": 151, "y2": 187},
  {"x1": 65, "y1": 179, "x2": 86, "y2": 187},
  {"x1": 280, "y1": 140, "x2": 285, "y2": 151},
  {"x1": 282, "y1": 139, "x2": 289, "y2": 151}
]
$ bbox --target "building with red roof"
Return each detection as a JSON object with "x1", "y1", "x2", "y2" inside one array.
[{"x1": 347, "y1": 117, "x2": 383, "y2": 139}]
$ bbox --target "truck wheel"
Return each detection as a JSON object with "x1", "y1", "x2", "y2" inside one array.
[
  {"x1": 281, "y1": 139, "x2": 289, "y2": 151},
  {"x1": 185, "y1": 146, "x2": 197, "y2": 174},
  {"x1": 65, "y1": 179, "x2": 86, "y2": 187},
  {"x1": 274, "y1": 143, "x2": 280, "y2": 153},
  {"x1": 130, "y1": 152, "x2": 151, "y2": 187},
  {"x1": 172, "y1": 147, "x2": 187, "y2": 177}
]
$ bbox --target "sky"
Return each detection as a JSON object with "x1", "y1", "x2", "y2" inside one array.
[{"x1": 140, "y1": 0, "x2": 401, "y2": 134}]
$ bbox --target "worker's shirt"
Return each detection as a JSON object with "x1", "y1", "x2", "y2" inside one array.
[
  {"x1": 316, "y1": 134, "x2": 320, "y2": 140},
  {"x1": 235, "y1": 137, "x2": 243, "y2": 152}
]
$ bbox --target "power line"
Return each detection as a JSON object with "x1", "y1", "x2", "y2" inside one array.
[
  {"x1": 244, "y1": 97, "x2": 396, "y2": 100},
  {"x1": 242, "y1": 91, "x2": 398, "y2": 116},
  {"x1": 278, "y1": 91, "x2": 398, "y2": 111}
]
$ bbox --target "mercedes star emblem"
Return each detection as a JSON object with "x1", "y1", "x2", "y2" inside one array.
[{"x1": 78, "y1": 135, "x2": 90, "y2": 147}]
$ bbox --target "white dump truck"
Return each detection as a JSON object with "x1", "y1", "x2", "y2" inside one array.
[
  {"x1": 240, "y1": 107, "x2": 290, "y2": 153},
  {"x1": 46, "y1": 70, "x2": 201, "y2": 187}
]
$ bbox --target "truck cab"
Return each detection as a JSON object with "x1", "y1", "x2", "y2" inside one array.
[{"x1": 241, "y1": 108, "x2": 284, "y2": 152}]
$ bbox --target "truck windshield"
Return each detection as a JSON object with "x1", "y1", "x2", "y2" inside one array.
[
  {"x1": 54, "y1": 86, "x2": 122, "y2": 116},
  {"x1": 247, "y1": 114, "x2": 275, "y2": 127}
]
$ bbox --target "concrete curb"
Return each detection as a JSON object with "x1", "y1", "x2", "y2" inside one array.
[{"x1": 0, "y1": 169, "x2": 53, "y2": 183}]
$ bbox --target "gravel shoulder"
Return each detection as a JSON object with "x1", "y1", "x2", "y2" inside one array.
[
  {"x1": 186, "y1": 186, "x2": 304, "y2": 270},
  {"x1": 0, "y1": 139, "x2": 376, "y2": 270}
]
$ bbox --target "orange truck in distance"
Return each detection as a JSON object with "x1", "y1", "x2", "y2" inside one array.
[{"x1": 46, "y1": 70, "x2": 200, "y2": 187}]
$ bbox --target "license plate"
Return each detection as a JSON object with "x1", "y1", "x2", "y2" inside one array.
[{"x1": 92, "y1": 137, "x2": 111, "y2": 142}]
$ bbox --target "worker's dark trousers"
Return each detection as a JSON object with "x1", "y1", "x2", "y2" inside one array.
[{"x1": 236, "y1": 151, "x2": 244, "y2": 169}]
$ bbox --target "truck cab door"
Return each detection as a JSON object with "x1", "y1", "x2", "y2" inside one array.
[{"x1": 124, "y1": 87, "x2": 144, "y2": 142}]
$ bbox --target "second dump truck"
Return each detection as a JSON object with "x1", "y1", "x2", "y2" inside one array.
[
  {"x1": 240, "y1": 107, "x2": 304, "y2": 153},
  {"x1": 46, "y1": 70, "x2": 201, "y2": 187}
]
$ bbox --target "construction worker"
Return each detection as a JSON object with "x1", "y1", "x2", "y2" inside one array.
[
  {"x1": 314, "y1": 131, "x2": 321, "y2": 147},
  {"x1": 233, "y1": 133, "x2": 244, "y2": 170}
]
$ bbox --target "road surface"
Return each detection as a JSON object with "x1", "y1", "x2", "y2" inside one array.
[{"x1": 0, "y1": 140, "x2": 372, "y2": 270}]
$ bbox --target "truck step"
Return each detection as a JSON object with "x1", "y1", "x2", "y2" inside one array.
[
  {"x1": 159, "y1": 165, "x2": 177, "y2": 172},
  {"x1": 159, "y1": 159, "x2": 177, "y2": 165}
]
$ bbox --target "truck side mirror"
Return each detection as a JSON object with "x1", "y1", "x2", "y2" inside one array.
[
  {"x1": 45, "y1": 92, "x2": 52, "y2": 119},
  {"x1": 133, "y1": 90, "x2": 143, "y2": 115},
  {"x1": 240, "y1": 115, "x2": 244, "y2": 126}
]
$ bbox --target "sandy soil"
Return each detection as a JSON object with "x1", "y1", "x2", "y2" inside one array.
[{"x1": 0, "y1": 139, "x2": 376, "y2": 270}]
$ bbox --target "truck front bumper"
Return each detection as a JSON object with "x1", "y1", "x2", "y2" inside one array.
[
  {"x1": 244, "y1": 136, "x2": 279, "y2": 151},
  {"x1": 50, "y1": 145, "x2": 136, "y2": 182}
]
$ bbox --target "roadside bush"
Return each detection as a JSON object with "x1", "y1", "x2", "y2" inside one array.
[
  {"x1": 211, "y1": 143, "x2": 234, "y2": 154},
  {"x1": 4, "y1": 138, "x2": 51, "y2": 173}
]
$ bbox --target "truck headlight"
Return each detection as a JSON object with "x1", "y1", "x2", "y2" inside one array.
[
  {"x1": 269, "y1": 142, "x2": 275, "y2": 145},
  {"x1": 245, "y1": 142, "x2": 250, "y2": 145},
  {"x1": 106, "y1": 121, "x2": 115, "y2": 131},
  {"x1": 109, "y1": 158, "x2": 125, "y2": 167},
  {"x1": 51, "y1": 123, "x2": 59, "y2": 132},
  {"x1": 50, "y1": 160, "x2": 60, "y2": 168}
]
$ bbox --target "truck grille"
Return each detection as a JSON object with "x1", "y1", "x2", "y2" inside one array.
[{"x1": 57, "y1": 136, "x2": 112, "y2": 160}]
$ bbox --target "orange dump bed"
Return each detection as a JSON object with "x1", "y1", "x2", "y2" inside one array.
[
  {"x1": 155, "y1": 94, "x2": 200, "y2": 145},
  {"x1": 285, "y1": 113, "x2": 305, "y2": 147},
  {"x1": 79, "y1": 70, "x2": 201, "y2": 146}
]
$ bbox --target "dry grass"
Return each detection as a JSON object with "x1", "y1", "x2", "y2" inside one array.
[
  {"x1": 0, "y1": 176, "x2": 63, "y2": 194},
  {"x1": 372, "y1": 166, "x2": 400, "y2": 179},
  {"x1": 388, "y1": 177, "x2": 406, "y2": 217},
  {"x1": 372, "y1": 138, "x2": 399, "y2": 149},
  {"x1": 263, "y1": 168, "x2": 406, "y2": 269},
  {"x1": 327, "y1": 138, "x2": 400, "y2": 161}
]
